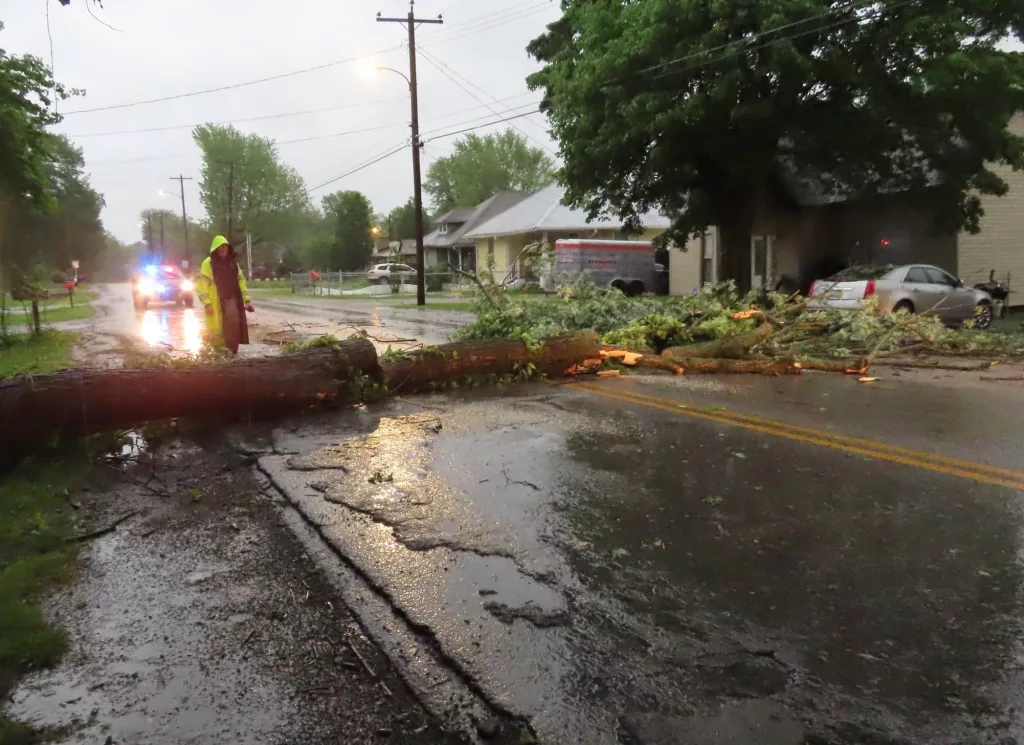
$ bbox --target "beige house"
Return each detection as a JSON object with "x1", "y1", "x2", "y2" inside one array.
[
  {"x1": 688, "y1": 114, "x2": 1024, "y2": 299},
  {"x1": 465, "y1": 184, "x2": 703, "y2": 291}
]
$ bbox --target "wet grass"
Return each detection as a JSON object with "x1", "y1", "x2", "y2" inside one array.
[
  {"x1": 0, "y1": 456, "x2": 88, "y2": 743},
  {"x1": 2, "y1": 289, "x2": 98, "y2": 328},
  {"x1": 0, "y1": 331, "x2": 79, "y2": 379}
]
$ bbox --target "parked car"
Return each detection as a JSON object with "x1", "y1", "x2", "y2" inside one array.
[
  {"x1": 809, "y1": 264, "x2": 993, "y2": 328},
  {"x1": 366, "y1": 263, "x2": 417, "y2": 285}
]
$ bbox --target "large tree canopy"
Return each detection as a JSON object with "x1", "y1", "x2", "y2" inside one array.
[
  {"x1": 424, "y1": 129, "x2": 555, "y2": 213},
  {"x1": 528, "y1": 0, "x2": 1024, "y2": 287},
  {"x1": 192, "y1": 124, "x2": 311, "y2": 262}
]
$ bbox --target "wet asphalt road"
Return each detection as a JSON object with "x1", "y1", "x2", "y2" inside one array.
[
  {"x1": 253, "y1": 373, "x2": 1024, "y2": 745},
  {"x1": 77, "y1": 283, "x2": 465, "y2": 355},
  {"x1": 64, "y1": 285, "x2": 1024, "y2": 743}
]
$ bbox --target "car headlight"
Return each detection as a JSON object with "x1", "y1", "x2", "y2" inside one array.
[
  {"x1": 138, "y1": 278, "x2": 157, "y2": 295},
  {"x1": 180, "y1": 279, "x2": 195, "y2": 292}
]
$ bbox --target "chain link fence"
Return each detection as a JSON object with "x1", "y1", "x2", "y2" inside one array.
[{"x1": 288, "y1": 271, "x2": 475, "y2": 297}]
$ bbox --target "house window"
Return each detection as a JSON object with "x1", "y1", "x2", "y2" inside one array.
[
  {"x1": 487, "y1": 237, "x2": 495, "y2": 267},
  {"x1": 439, "y1": 223, "x2": 448, "y2": 234}
]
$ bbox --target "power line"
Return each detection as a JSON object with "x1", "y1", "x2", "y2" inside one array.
[
  {"x1": 615, "y1": 0, "x2": 898, "y2": 83},
  {"x1": 420, "y1": 0, "x2": 552, "y2": 44},
  {"x1": 61, "y1": 46, "x2": 403, "y2": 115},
  {"x1": 306, "y1": 141, "x2": 410, "y2": 194},
  {"x1": 67, "y1": 97, "x2": 409, "y2": 137},
  {"x1": 68, "y1": 90, "x2": 538, "y2": 139},
  {"x1": 424, "y1": 109, "x2": 543, "y2": 143},
  {"x1": 422, "y1": 1, "x2": 555, "y2": 47},
  {"x1": 86, "y1": 103, "x2": 542, "y2": 168},
  {"x1": 417, "y1": 47, "x2": 552, "y2": 152},
  {"x1": 647, "y1": 0, "x2": 918, "y2": 84}
]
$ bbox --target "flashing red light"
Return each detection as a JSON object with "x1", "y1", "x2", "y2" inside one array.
[{"x1": 880, "y1": 239, "x2": 891, "y2": 247}]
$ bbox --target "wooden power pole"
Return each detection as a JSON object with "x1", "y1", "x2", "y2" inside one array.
[
  {"x1": 377, "y1": 1, "x2": 442, "y2": 306},
  {"x1": 170, "y1": 174, "x2": 193, "y2": 263}
]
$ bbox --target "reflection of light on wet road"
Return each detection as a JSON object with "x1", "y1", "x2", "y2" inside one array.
[
  {"x1": 138, "y1": 307, "x2": 205, "y2": 354},
  {"x1": 140, "y1": 310, "x2": 162, "y2": 348},
  {"x1": 182, "y1": 309, "x2": 202, "y2": 354}
]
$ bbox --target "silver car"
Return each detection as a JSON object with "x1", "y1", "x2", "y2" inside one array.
[
  {"x1": 809, "y1": 264, "x2": 993, "y2": 328},
  {"x1": 366, "y1": 263, "x2": 417, "y2": 285}
]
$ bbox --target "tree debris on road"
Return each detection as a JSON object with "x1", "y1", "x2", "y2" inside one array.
[{"x1": 456, "y1": 280, "x2": 1024, "y2": 377}]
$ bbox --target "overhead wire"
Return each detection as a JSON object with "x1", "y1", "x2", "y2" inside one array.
[
  {"x1": 306, "y1": 141, "x2": 411, "y2": 194},
  {"x1": 421, "y1": 1, "x2": 556, "y2": 47},
  {"x1": 611, "y1": 0, "x2": 903, "y2": 84},
  {"x1": 304, "y1": 108, "x2": 548, "y2": 193},
  {"x1": 61, "y1": 46, "x2": 403, "y2": 115},
  {"x1": 417, "y1": 47, "x2": 552, "y2": 149},
  {"x1": 86, "y1": 100, "x2": 542, "y2": 167},
  {"x1": 68, "y1": 90, "x2": 538, "y2": 139}
]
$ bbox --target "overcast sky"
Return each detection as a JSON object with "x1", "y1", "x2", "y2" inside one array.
[{"x1": 2, "y1": 0, "x2": 561, "y2": 243}]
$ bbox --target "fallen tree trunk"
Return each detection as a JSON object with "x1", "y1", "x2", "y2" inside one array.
[
  {"x1": 1, "y1": 340, "x2": 381, "y2": 465},
  {"x1": 1, "y1": 334, "x2": 604, "y2": 466},
  {"x1": 674, "y1": 358, "x2": 803, "y2": 375},
  {"x1": 383, "y1": 332, "x2": 601, "y2": 393}
]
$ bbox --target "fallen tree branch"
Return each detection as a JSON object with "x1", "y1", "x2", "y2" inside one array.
[
  {"x1": 662, "y1": 324, "x2": 776, "y2": 361},
  {"x1": 73, "y1": 510, "x2": 139, "y2": 542},
  {"x1": 447, "y1": 263, "x2": 499, "y2": 311}
]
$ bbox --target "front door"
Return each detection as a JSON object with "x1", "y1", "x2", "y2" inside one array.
[{"x1": 750, "y1": 235, "x2": 773, "y2": 291}]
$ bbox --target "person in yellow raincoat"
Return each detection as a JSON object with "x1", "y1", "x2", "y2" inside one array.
[{"x1": 196, "y1": 235, "x2": 254, "y2": 354}]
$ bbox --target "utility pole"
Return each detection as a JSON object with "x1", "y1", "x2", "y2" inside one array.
[
  {"x1": 159, "y1": 213, "x2": 165, "y2": 260},
  {"x1": 170, "y1": 174, "x2": 193, "y2": 263},
  {"x1": 377, "y1": 1, "x2": 443, "y2": 306},
  {"x1": 146, "y1": 213, "x2": 154, "y2": 260}
]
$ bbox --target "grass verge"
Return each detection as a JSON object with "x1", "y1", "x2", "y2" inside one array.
[
  {"x1": 395, "y1": 301, "x2": 476, "y2": 312},
  {"x1": 0, "y1": 456, "x2": 89, "y2": 744},
  {"x1": 3, "y1": 289, "x2": 98, "y2": 328},
  {"x1": 0, "y1": 331, "x2": 79, "y2": 378}
]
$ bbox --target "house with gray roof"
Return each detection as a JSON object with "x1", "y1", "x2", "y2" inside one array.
[{"x1": 423, "y1": 191, "x2": 531, "y2": 271}]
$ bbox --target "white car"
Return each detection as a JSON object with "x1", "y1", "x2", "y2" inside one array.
[{"x1": 366, "y1": 263, "x2": 418, "y2": 285}]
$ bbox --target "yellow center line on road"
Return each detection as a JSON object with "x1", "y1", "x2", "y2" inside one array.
[{"x1": 572, "y1": 382, "x2": 1024, "y2": 491}]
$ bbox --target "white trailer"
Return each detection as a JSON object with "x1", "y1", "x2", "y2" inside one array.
[{"x1": 553, "y1": 239, "x2": 659, "y2": 296}]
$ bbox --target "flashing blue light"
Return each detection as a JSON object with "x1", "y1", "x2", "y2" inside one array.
[{"x1": 144, "y1": 265, "x2": 158, "y2": 275}]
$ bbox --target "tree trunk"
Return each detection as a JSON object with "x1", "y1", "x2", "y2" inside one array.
[
  {"x1": 673, "y1": 358, "x2": 802, "y2": 375},
  {"x1": 0, "y1": 334, "x2": 604, "y2": 467},
  {"x1": 0, "y1": 339, "x2": 381, "y2": 466},
  {"x1": 382, "y1": 333, "x2": 602, "y2": 394},
  {"x1": 31, "y1": 300, "x2": 40, "y2": 335}
]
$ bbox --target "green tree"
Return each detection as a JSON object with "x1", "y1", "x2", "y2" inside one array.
[
  {"x1": 529, "y1": 0, "x2": 1024, "y2": 290},
  {"x1": 386, "y1": 198, "x2": 417, "y2": 240},
  {"x1": 322, "y1": 191, "x2": 374, "y2": 271},
  {"x1": 192, "y1": 124, "x2": 311, "y2": 264},
  {"x1": 424, "y1": 129, "x2": 555, "y2": 213},
  {"x1": 18, "y1": 136, "x2": 105, "y2": 268},
  {"x1": 0, "y1": 27, "x2": 70, "y2": 334}
]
